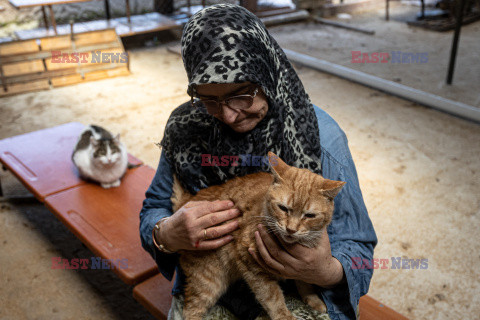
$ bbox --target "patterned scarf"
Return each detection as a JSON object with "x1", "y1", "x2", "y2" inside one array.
[{"x1": 160, "y1": 3, "x2": 322, "y2": 194}]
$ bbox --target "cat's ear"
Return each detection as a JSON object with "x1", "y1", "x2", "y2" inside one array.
[
  {"x1": 268, "y1": 151, "x2": 287, "y2": 185},
  {"x1": 320, "y1": 180, "x2": 346, "y2": 200},
  {"x1": 90, "y1": 136, "x2": 99, "y2": 146},
  {"x1": 113, "y1": 133, "x2": 120, "y2": 142}
]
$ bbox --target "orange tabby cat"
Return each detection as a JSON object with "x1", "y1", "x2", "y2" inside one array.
[{"x1": 171, "y1": 151, "x2": 345, "y2": 320}]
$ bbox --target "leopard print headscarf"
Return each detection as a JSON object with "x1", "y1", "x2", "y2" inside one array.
[{"x1": 160, "y1": 4, "x2": 322, "y2": 194}]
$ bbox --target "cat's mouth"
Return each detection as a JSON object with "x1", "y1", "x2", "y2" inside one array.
[{"x1": 280, "y1": 233, "x2": 299, "y2": 244}]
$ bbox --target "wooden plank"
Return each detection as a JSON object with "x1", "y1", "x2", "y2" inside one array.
[
  {"x1": 7, "y1": 79, "x2": 50, "y2": 94},
  {"x1": 133, "y1": 274, "x2": 173, "y2": 320},
  {"x1": 0, "y1": 39, "x2": 39, "y2": 56},
  {"x1": 2, "y1": 60, "x2": 44, "y2": 76},
  {"x1": 50, "y1": 73, "x2": 83, "y2": 87},
  {"x1": 0, "y1": 79, "x2": 49, "y2": 96},
  {"x1": 44, "y1": 165, "x2": 158, "y2": 285},
  {"x1": 9, "y1": 0, "x2": 92, "y2": 9},
  {"x1": 39, "y1": 34, "x2": 72, "y2": 50},
  {"x1": 83, "y1": 66, "x2": 129, "y2": 81},
  {"x1": 359, "y1": 295, "x2": 409, "y2": 320},
  {"x1": 1, "y1": 67, "x2": 78, "y2": 85},
  {"x1": 73, "y1": 29, "x2": 118, "y2": 47}
]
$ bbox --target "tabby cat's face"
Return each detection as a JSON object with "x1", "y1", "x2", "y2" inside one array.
[
  {"x1": 264, "y1": 152, "x2": 345, "y2": 247},
  {"x1": 90, "y1": 136, "x2": 122, "y2": 166}
]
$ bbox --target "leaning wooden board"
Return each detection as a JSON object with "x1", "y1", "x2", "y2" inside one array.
[{"x1": 0, "y1": 28, "x2": 129, "y2": 96}]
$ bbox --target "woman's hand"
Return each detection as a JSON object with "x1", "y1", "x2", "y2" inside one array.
[
  {"x1": 157, "y1": 200, "x2": 241, "y2": 252},
  {"x1": 248, "y1": 225, "x2": 345, "y2": 288}
]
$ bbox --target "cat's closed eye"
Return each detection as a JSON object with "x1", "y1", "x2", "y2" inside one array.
[
  {"x1": 303, "y1": 213, "x2": 316, "y2": 219},
  {"x1": 277, "y1": 204, "x2": 289, "y2": 213}
]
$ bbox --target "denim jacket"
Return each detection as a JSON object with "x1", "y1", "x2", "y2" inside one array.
[{"x1": 139, "y1": 105, "x2": 378, "y2": 320}]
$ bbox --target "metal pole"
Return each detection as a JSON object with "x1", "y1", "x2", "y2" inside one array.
[
  {"x1": 446, "y1": 0, "x2": 467, "y2": 84},
  {"x1": 386, "y1": 0, "x2": 389, "y2": 21},
  {"x1": 105, "y1": 0, "x2": 111, "y2": 20},
  {"x1": 125, "y1": 0, "x2": 131, "y2": 23}
]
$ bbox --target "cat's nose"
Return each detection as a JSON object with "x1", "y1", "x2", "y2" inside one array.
[{"x1": 286, "y1": 227, "x2": 296, "y2": 235}]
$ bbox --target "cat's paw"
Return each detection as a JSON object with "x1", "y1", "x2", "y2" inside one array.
[
  {"x1": 111, "y1": 180, "x2": 121, "y2": 187},
  {"x1": 101, "y1": 183, "x2": 112, "y2": 189},
  {"x1": 305, "y1": 295, "x2": 327, "y2": 314}
]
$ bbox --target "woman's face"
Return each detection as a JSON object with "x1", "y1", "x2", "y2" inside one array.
[{"x1": 195, "y1": 82, "x2": 269, "y2": 133}]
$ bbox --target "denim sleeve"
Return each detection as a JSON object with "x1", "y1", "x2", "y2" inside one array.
[
  {"x1": 139, "y1": 150, "x2": 179, "y2": 281},
  {"x1": 314, "y1": 106, "x2": 378, "y2": 320}
]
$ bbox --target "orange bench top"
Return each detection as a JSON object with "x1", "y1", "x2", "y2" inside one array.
[
  {"x1": 133, "y1": 273, "x2": 409, "y2": 320},
  {"x1": 0, "y1": 122, "x2": 142, "y2": 202},
  {"x1": 44, "y1": 164, "x2": 159, "y2": 285}
]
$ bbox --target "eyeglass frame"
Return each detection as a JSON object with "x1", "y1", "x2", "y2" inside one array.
[{"x1": 192, "y1": 86, "x2": 260, "y2": 114}]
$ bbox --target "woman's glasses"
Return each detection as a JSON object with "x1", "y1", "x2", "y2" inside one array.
[{"x1": 194, "y1": 87, "x2": 259, "y2": 114}]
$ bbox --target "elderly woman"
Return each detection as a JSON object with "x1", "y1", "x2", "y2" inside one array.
[{"x1": 140, "y1": 4, "x2": 377, "y2": 320}]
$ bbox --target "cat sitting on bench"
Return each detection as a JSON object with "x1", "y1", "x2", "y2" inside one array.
[{"x1": 72, "y1": 125, "x2": 128, "y2": 189}]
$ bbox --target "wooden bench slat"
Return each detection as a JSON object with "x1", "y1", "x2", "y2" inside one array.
[
  {"x1": 0, "y1": 39, "x2": 39, "y2": 56},
  {"x1": 359, "y1": 295, "x2": 409, "y2": 320},
  {"x1": 2, "y1": 59, "x2": 45, "y2": 76},
  {"x1": 73, "y1": 29, "x2": 118, "y2": 47},
  {"x1": 44, "y1": 165, "x2": 159, "y2": 285},
  {"x1": 39, "y1": 35, "x2": 72, "y2": 50},
  {"x1": 133, "y1": 274, "x2": 174, "y2": 320},
  {"x1": 0, "y1": 79, "x2": 50, "y2": 96}
]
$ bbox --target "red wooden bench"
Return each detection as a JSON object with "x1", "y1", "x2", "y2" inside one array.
[
  {"x1": 0, "y1": 122, "x2": 157, "y2": 285},
  {"x1": 0, "y1": 122, "x2": 409, "y2": 319}
]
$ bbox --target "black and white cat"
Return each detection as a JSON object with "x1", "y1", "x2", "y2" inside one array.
[{"x1": 72, "y1": 125, "x2": 128, "y2": 188}]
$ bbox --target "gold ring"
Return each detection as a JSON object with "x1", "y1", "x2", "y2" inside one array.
[{"x1": 203, "y1": 228, "x2": 208, "y2": 240}]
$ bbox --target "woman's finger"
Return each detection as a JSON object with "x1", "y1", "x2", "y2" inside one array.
[
  {"x1": 197, "y1": 235, "x2": 234, "y2": 250},
  {"x1": 197, "y1": 207, "x2": 241, "y2": 229},
  {"x1": 191, "y1": 200, "x2": 235, "y2": 219},
  {"x1": 248, "y1": 248, "x2": 282, "y2": 277},
  {"x1": 202, "y1": 220, "x2": 239, "y2": 240},
  {"x1": 254, "y1": 230, "x2": 285, "y2": 272},
  {"x1": 257, "y1": 225, "x2": 296, "y2": 264},
  {"x1": 183, "y1": 200, "x2": 211, "y2": 209}
]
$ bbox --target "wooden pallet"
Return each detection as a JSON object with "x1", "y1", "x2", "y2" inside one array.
[{"x1": 0, "y1": 28, "x2": 130, "y2": 96}]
